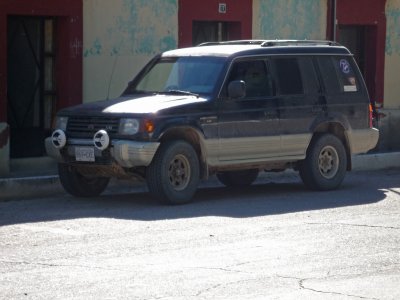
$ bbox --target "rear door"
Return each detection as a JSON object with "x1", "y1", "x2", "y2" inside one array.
[{"x1": 272, "y1": 56, "x2": 323, "y2": 157}]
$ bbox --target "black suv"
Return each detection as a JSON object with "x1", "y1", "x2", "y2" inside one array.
[{"x1": 46, "y1": 40, "x2": 379, "y2": 204}]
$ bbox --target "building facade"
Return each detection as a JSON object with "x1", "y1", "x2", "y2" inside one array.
[{"x1": 0, "y1": 0, "x2": 399, "y2": 176}]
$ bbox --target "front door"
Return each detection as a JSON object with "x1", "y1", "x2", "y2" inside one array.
[
  {"x1": 218, "y1": 58, "x2": 280, "y2": 162},
  {"x1": 7, "y1": 16, "x2": 56, "y2": 158}
]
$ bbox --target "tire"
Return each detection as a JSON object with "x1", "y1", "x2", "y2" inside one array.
[
  {"x1": 146, "y1": 141, "x2": 200, "y2": 205},
  {"x1": 299, "y1": 134, "x2": 347, "y2": 191},
  {"x1": 216, "y1": 169, "x2": 259, "y2": 187},
  {"x1": 58, "y1": 163, "x2": 110, "y2": 197}
]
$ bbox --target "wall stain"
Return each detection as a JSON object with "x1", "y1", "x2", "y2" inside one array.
[
  {"x1": 84, "y1": 0, "x2": 178, "y2": 57},
  {"x1": 258, "y1": 0, "x2": 323, "y2": 39},
  {"x1": 386, "y1": 8, "x2": 400, "y2": 55},
  {"x1": 83, "y1": 38, "x2": 102, "y2": 57}
]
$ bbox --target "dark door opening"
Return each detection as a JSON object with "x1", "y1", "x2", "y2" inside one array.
[
  {"x1": 7, "y1": 16, "x2": 56, "y2": 158},
  {"x1": 192, "y1": 21, "x2": 241, "y2": 46},
  {"x1": 338, "y1": 25, "x2": 377, "y2": 101}
]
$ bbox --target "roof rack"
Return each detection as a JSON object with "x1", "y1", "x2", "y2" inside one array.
[
  {"x1": 197, "y1": 40, "x2": 265, "y2": 47},
  {"x1": 197, "y1": 40, "x2": 341, "y2": 47},
  {"x1": 261, "y1": 40, "x2": 341, "y2": 47}
]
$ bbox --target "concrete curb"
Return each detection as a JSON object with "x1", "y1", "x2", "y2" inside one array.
[{"x1": 1, "y1": 152, "x2": 400, "y2": 201}]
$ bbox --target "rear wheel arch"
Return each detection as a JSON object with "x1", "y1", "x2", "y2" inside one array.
[{"x1": 312, "y1": 122, "x2": 351, "y2": 171}]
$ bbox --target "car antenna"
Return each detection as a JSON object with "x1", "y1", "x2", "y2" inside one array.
[{"x1": 107, "y1": 54, "x2": 118, "y2": 100}]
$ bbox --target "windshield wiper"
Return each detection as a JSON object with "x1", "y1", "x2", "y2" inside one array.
[{"x1": 161, "y1": 89, "x2": 199, "y2": 98}]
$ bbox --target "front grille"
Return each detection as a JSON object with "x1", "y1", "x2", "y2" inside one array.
[{"x1": 67, "y1": 116, "x2": 119, "y2": 138}]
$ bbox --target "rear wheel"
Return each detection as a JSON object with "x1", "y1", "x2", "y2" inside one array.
[
  {"x1": 146, "y1": 141, "x2": 200, "y2": 205},
  {"x1": 58, "y1": 163, "x2": 110, "y2": 197},
  {"x1": 299, "y1": 134, "x2": 347, "y2": 191},
  {"x1": 216, "y1": 169, "x2": 259, "y2": 187}
]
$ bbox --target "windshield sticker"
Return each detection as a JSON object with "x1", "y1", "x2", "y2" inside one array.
[{"x1": 339, "y1": 59, "x2": 351, "y2": 74}]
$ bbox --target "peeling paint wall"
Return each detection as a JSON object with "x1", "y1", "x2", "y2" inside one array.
[
  {"x1": 253, "y1": 0, "x2": 327, "y2": 40},
  {"x1": 384, "y1": 0, "x2": 400, "y2": 109},
  {"x1": 83, "y1": 0, "x2": 178, "y2": 102}
]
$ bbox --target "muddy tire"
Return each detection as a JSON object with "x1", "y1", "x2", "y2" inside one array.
[
  {"x1": 299, "y1": 134, "x2": 347, "y2": 191},
  {"x1": 216, "y1": 169, "x2": 259, "y2": 187},
  {"x1": 58, "y1": 163, "x2": 110, "y2": 197},
  {"x1": 146, "y1": 141, "x2": 200, "y2": 205}
]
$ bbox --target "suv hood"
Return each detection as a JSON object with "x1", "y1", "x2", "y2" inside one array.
[{"x1": 60, "y1": 94, "x2": 208, "y2": 115}]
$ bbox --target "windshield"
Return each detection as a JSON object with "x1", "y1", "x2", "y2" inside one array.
[{"x1": 125, "y1": 56, "x2": 226, "y2": 96}]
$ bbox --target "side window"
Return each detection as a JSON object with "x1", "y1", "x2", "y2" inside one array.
[
  {"x1": 227, "y1": 59, "x2": 274, "y2": 98},
  {"x1": 317, "y1": 56, "x2": 341, "y2": 93},
  {"x1": 298, "y1": 57, "x2": 320, "y2": 94},
  {"x1": 273, "y1": 58, "x2": 304, "y2": 95},
  {"x1": 317, "y1": 56, "x2": 359, "y2": 94},
  {"x1": 333, "y1": 57, "x2": 359, "y2": 93}
]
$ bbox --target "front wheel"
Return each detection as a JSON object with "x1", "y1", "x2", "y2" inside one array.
[
  {"x1": 146, "y1": 141, "x2": 200, "y2": 205},
  {"x1": 58, "y1": 163, "x2": 110, "y2": 197},
  {"x1": 299, "y1": 134, "x2": 347, "y2": 191}
]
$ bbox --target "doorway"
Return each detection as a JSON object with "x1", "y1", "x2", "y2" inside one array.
[
  {"x1": 192, "y1": 21, "x2": 241, "y2": 45},
  {"x1": 338, "y1": 25, "x2": 378, "y2": 101},
  {"x1": 7, "y1": 16, "x2": 56, "y2": 158}
]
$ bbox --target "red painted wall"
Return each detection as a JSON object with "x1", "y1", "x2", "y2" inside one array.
[
  {"x1": 328, "y1": 0, "x2": 386, "y2": 104},
  {"x1": 0, "y1": 0, "x2": 83, "y2": 122},
  {"x1": 178, "y1": 0, "x2": 252, "y2": 48}
]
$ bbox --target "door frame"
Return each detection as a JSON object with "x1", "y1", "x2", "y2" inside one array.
[
  {"x1": 178, "y1": 0, "x2": 252, "y2": 48},
  {"x1": 327, "y1": 0, "x2": 386, "y2": 104},
  {"x1": 0, "y1": 0, "x2": 83, "y2": 123}
]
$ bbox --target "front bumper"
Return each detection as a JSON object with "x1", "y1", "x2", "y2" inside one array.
[{"x1": 45, "y1": 137, "x2": 160, "y2": 168}]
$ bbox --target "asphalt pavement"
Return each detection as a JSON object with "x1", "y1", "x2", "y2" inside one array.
[{"x1": 1, "y1": 152, "x2": 400, "y2": 201}]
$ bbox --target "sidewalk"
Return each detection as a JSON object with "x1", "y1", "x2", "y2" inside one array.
[{"x1": 1, "y1": 152, "x2": 400, "y2": 201}]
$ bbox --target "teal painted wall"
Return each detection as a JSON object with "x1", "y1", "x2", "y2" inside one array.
[
  {"x1": 253, "y1": 0, "x2": 327, "y2": 40},
  {"x1": 83, "y1": 0, "x2": 178, "y2": 102},
  {"x1": 386, "y1": 7, "x2": 400, "y2": 55}
]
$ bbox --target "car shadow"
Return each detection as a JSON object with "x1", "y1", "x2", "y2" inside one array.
[{"x1": 0, "y1": 170, "x2": 397, "y2": 226}]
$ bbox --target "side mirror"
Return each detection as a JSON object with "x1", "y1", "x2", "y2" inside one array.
[{"x1": 228, "y1": 80, "x2": 246, "y2": 99}]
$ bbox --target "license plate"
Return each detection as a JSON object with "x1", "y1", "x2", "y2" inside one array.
[{"x1": 75, "y1": 146, "x2": 95, "y2": 162}]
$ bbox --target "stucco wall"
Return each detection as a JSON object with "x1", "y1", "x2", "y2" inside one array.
[
  {"x1": 253, "y1": 0, "x2": 327, "y2": 40},
  {"x1": 384, "y1": 0, "x2": 400, "y2": 109},
  {"x1": 82, "y1": 0, "x2": 178, "y2": 103}
]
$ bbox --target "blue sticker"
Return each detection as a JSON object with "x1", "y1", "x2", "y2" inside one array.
[{"x1": 340, "y1": 59, "x2": 351, "y2": 74}]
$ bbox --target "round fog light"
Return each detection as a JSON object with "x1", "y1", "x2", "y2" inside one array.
[
  {"x1": 93, "y1": 130, "x2": 110, "y2": 150},
  {"x1": 51, "y1": 129, "x2": 67, "y2": 149}
]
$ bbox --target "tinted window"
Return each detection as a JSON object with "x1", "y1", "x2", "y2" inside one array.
[
  {"x1": 227, "y1": 59, "x2": 274, "y2": 98},
  {"x1": 317, "y1": 57, "x2": 340, "y2": 94},
  {"x1": 274, "y1": 58, "x2": 303, "y2": 95},
  {"x1": 298, "y1": 57, "x2": 320, "y2": 94},
  {"x1": 333, "y1": 57, "x2": 359, "y2": 93}
]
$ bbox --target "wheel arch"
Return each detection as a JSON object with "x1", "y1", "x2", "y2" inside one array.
[
  {"x1": 311, "y1": 121, "x2": 352, "y2": 171},
  {"x1": 158, "y1": 126, "x2": 209, "y2": 178}
]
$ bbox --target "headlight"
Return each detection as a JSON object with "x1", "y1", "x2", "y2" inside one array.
[
  {"x1": 55, "y1": 116, "x2": 68, "y2": 131},
  {"x1": 119, "y1": 118, "x2": 140, "y2": 135}
]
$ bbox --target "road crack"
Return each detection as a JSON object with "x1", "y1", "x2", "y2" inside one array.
[
  {"x1": 0, "y1": 259, "x2": 125, "y2": 272},
  {"x1": 306, "y1": 222, "x2": 400, "y2": 230},
  {"x1": 299, "y1": 278, "x2": 379, "y2": 300}
]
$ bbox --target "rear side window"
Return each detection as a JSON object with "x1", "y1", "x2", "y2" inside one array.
[
  {"x1": 273, "y1": 58, "x2": 304, "y2": 95},
  {"x1": 317, "y1": 56, "x2": 359, "y2": 94},
  {"x1": 333, "y1": 57, "x2": 359, "y2": 92}
]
